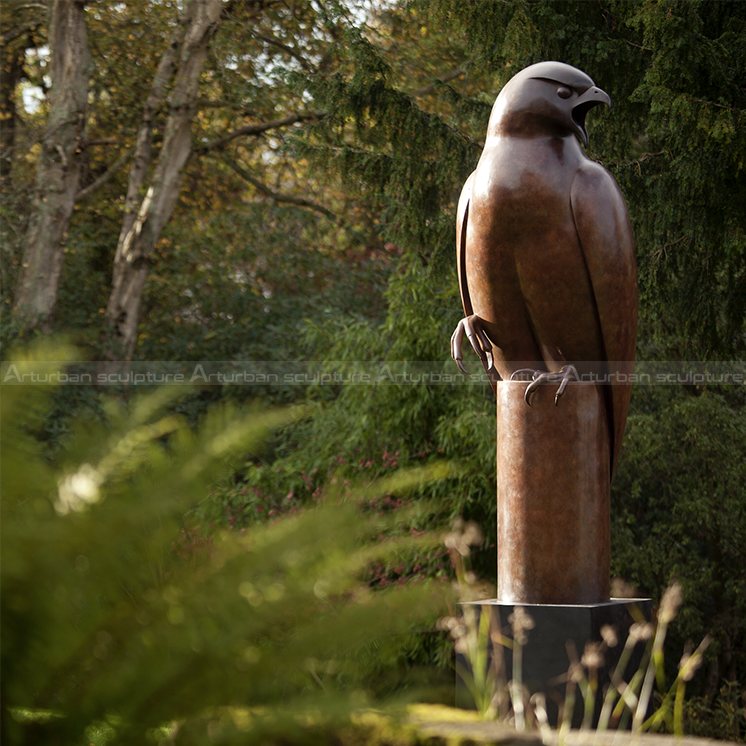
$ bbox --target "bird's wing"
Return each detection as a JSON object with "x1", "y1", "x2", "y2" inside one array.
[
  {"x1": 456, "y1": 171, "x2": 475, "y2": 318},
  {"x1": 456, "y1": 171, "x2": 498, "y2": 394},
  {"x1": 571, "y1": 164, "x2": 638, "y2": 475}
]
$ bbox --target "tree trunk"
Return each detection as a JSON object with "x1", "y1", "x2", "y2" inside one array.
[
  {"x1": 14, "y1": 0, "x2": 90, "y2": 332},
  {"x1": 105, "y1": 0, "x2": 222, "y2": 359}
]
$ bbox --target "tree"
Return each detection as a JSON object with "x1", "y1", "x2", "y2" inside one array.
[
  {"x1": 7, "y1": 1, "x2": 371, "y2": 356},
  {"x1": 13, "y1": 0, "x2": 90, "y2": 332},
  {"x1": 104, "y1": 0, "x2": 223, "y2": 358},
  {"x1": 215, "y1": 0, "x2": 746, "y2": 706},
  {"x1": 611, "y1": 388, "x2": 746, "y2": 699},
  {"x1": 3, "y1": 0, "x2": 744, "y2": 727}
]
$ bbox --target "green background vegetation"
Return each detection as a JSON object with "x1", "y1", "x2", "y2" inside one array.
[{"x1": 1, "y1": 0, "x2": 745, "y2": 741}]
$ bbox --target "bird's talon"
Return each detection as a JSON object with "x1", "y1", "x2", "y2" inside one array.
[
  {"x1": 451, "y1": 315, "x2": 493, "y2": 376},
  {"x1": 516, "y1": 366, "x2": 578, "y2": 407},
  {"x1": 554, "y1": 370, "x2": 574, "y2": 403},
  {"x1": 511, "y1": 368, "x2": 536, "y2": 382},
  {"x1": 524, "y1": 375, "x2": 547, "y2": 406},
  {"x1": 554, "y1": 377, "x2": 569, "y2": 405}
]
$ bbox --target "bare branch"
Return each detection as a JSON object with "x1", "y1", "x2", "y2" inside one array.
[
  {"x1": 409, "y1": 67, "x2": 466, "y2": 97},
  {"x1": 22, "y1": 110, "x2": 122, "y2": 158},
  {"x1": 42, "y1": 117, "x2": 78, "y2": 142},
  {"x1": 2, "y1": 21, "x2": 43, "y2": 46},
  {"x1": 221, "y1": 153, "x2": 338, "y2": 221},
  {"x1": 54, "y1": 143, "x2": 67, "y2": 166},
  {"x1": 693, "y1": 98, "x2": 740, "y2": 113},
  {"x1": 196, "y1": 100, "x2": 256, "y2": 113},
  {"x1": 252, "y1": 30, "x2": 314, "y2": 71},
  {"x1": 609, "y1": 150, "x2": 667, "y2": 176},
  {"x1": 622, "y1": 38, "x2": 653, "y2": 51},
  {"x1": 82, "y1": 137, "x2": 118, "y2": 147},
  {"x1": 196, "y1": 110, "x2": 325, "y2": 153},
  {"x1": 653, "y1": 233, "x2": 690, "y2": 262},
  {"x1": 222, "y1": 0, "x2": 282, "y2": 16},
  {"x1": 75, "y1": 147, "x2": 134, "y2": 202}
]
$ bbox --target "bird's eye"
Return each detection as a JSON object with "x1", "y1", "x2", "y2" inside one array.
[{"x1": 557, "y1": 86, "x2": 572, "y2": 99}]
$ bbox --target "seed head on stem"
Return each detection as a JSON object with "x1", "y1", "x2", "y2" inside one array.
[{"x1": 508, "y1": 606, "x2": 535, "y2": 645}]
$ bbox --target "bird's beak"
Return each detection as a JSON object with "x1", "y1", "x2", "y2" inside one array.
[{"x1": 571, "y1": 86, "x2": 611, "y2": 147}]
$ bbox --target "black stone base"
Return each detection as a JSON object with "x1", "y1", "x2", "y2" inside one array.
[{"x1": 456, "y1": 598, "x2": 652, "y2": 727}]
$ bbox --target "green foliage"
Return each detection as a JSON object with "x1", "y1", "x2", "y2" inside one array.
[
  {"x1": 188, "y1": 4, "x2": 745, "y2": 713},
  {"x1": 685, "y1": 681, "x2": 746, "y2": 742},
  {"x1": 229, "y1": 0, "x2": 746, "y2": 717},
  {"x1": 625, "y1": 0, "x2": 746, "y2": 358},
  {"x1": 294, "y1": 5, "x2": 483, "y2": 272},
  {"x1": 130, "y1": 205, "x2": 391, "y2": 366},
  {"x1": 1, "y1": 345, "x2": 449, "y2": 745},
  {"x1": 612, "y1": 388, "x2": 746, "y2": 690},
  {"x1": 422, "y1": 0, "x2": 746, "y2": 358},
  {"x1": 3, "y1": 0, "x2": 746, "y2": 736}
]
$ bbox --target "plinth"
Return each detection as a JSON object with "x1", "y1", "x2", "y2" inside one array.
[
  {"x1": 496, "y1": 380, "x2": 610, "y2": 604},
  {"x1": 456, "y1": 599, "x2": 652, "y2": 726},
  {"x1": 454, "y1": 379, "x2": 651, "y2": 725}
]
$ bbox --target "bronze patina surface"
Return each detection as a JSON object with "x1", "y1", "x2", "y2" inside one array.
[
  {"x1": 451, "y1": 61, "x2": 637, "y2": 476},
  {"x1": 496, "y1": 381, "x2": 610, "y2": 605},
  {"x1": 450, "y1": 62, "x2": 637, "y2": 604}
]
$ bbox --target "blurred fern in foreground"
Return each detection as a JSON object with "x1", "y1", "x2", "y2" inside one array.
[{"x1": 1, "y1": 345, "x2": 448, "y2": 745}]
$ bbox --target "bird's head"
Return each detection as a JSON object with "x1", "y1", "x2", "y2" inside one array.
[{"x1": 488, "y1": 61, "x2": 610, "y2": 147}]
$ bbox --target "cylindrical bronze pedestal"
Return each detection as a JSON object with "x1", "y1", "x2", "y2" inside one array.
[{"x1": 496, "y1": 380, "x2": 610, "y2": 604}]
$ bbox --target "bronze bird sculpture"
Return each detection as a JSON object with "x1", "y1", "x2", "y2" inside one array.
[{"x1": 450, "y1": 61, "x2": 637, "y2": 474}]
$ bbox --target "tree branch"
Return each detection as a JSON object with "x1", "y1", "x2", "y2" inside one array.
[
  {"x1": 197, "y1": 111, "x2": 325, "y2": 154},
  {"x1": 82, "y1": 137, "x2": 118, "y2": 147},
  {"x1": 252, "y1": 30, "x2": 313, "y2": 71},
  {"x1": 220, "y1": 153, "x2": 337, "y2": 221},
  {"x1": 2, "y1": 21, "x2": 43, "y2": 46},
  {"x1": 608, "y1": 150, "x2": 667, "y2": 175},
  {"x1": 41, "y1": 116, "x2": 79, "y2": 142},
  {"x1": 693, "y1": 98, "x2": 740, "y2": 113},
  {"x1": 222, "y1": 0, "x2": 283, "y2": 19},
  {"x1": 622, "y1": 39, "x2": 652, "y2": 51},
  {"x1": 409, "y1": 67, "x2": 466, "y2": 97},
  {"x1": 75, "y1": 147, "x2": 134, "y2": 202},
  {"x1": 654, "y1": 233, "x2": 690, "y2": 262}
]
